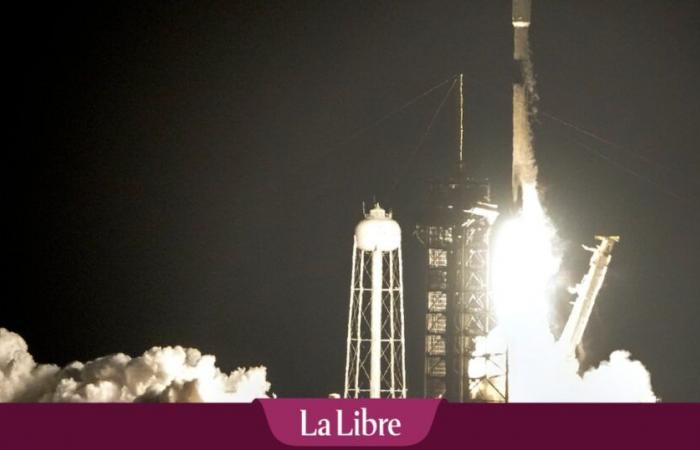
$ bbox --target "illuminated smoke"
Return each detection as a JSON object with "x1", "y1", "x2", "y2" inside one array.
[
  {"x1": 507, "y1": 1, "x2": 654, "y2": 401},
  {"x1": 0, "y1": 328, "x2": 270, "y2": 402},
  {"x1": 492, "y1": 184, "x2": 656, "y2": 402}
]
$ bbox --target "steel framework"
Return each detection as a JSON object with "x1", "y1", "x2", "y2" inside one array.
[
  {"x1": 344, "y1": 234, "x2": 407, "y2": 398},
  {"x1": 417, "y1": 175, "x2": 507, "y2": 402}
]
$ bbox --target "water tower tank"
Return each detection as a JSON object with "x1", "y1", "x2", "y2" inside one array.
[{"x1": 355, "y1": 204, "x2": 401, "y2": 252}]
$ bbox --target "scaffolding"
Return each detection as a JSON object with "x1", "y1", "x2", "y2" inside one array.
[{"x1": 417, "y1": 174, "x2": 507, "y2": 402}]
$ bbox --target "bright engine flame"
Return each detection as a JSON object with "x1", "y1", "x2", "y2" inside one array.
[
  {"x1": 491, "y1": 183, "x2": 564, "y2": 401},
  {"x1": 492, "y1": 184, "x2": 559, "y2": 330},
  {"x1": 491, "y1": 183, "x2": 656, "y2": 402}
]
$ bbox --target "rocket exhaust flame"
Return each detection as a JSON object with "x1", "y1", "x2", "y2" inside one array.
[
  {"x1": 502, "y1": 2, "x2": 655, "y2": 401},
  {"x1": 492, "y1": 187, "x2": 656, "y2": 402},
  {"x1": 512, "y1": 85, "x2": 538, "y2": 201}
]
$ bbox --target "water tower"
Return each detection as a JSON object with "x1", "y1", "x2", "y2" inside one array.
[{"x1": 344, "y1": 203, "x2": 406, "y2": 398}]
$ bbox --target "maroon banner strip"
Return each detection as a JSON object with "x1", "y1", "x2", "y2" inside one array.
[{"x1": 1, "y1": 401, "x2": 698, "y2": 449}]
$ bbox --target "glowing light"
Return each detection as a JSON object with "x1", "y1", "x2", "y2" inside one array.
[
  {"x1": 490, "y1": 184, "x2": 656, "y2": 402},
  {"x1": 492, "y1": 184, "x2": 559, "y2": 329}
]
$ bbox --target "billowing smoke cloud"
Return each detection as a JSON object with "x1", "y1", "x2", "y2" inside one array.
[
  {"x1": 492, "y1": 184, "x2": 656, "y2": 402},
  {"x1": 494, "y1": 321, "x2": 657, "y2": 402},
  {"x1": 499, "y1": 327, "x2": 657, "y2": 402},
  {"x1": 0, "y1": 328, "x2": 270, "y2": 402}
]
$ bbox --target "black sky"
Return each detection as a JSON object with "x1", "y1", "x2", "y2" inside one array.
[{"x1": 12, "y1": 1, "x2": 700, "y2": 401}]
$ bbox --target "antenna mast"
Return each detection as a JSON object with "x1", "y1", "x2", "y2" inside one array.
[{"x1": 459, "y1": 73, "x2": 464, "y2": 163}]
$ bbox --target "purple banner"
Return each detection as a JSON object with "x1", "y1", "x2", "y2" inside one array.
[
  {"x1": 1, "y1": 401, "x2": 698, "y2": 449},
  {"x1": 260, "y1": 399, "x2": 439, "y2": 446}
]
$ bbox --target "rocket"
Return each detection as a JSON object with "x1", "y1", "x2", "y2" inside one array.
[
  {"x1": 512, "y1": 0, "x2": 537, "y2": 202},
  {"x1": 512, "y1": 0, "x2": 531, "y2": 27},
  {"x1": 512, "y1": 0, "x2": 531, "y2": 58}
]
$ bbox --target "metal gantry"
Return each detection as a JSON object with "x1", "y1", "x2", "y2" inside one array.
[{"x1": 417, "y1": 175, "x2": 507, "y2": 402}]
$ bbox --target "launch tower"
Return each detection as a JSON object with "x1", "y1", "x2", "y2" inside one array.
[
  {"x1": 416, "y1": 75, "x2": 506, "y2": 402},
  {"x1": 416, "y1": 171, "x2": 505, "y2": 401}
]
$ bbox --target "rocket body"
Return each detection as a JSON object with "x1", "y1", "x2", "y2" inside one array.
[
  {"x1": 513, "y1": 0, "x2": 531, "y2": 60},
  {"x1": 512, "y1": 0, "x2": 531, "y2": 28},
  {"x1": 512, "y1": 0, "x2": 537, "y2": 201}
]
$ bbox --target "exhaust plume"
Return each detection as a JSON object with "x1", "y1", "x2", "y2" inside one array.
[
  {"x1": 506, "y1": 2, "x2": 655, "y2": 402},
  {"x1": 0, "y1": 328, "x2": 270, "y2": 402},
  {"x1": 492, "y1": 184, "x2": 656, "y2": 402}
]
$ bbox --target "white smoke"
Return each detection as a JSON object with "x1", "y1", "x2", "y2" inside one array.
[
  {"x1": 492, "y1": 184, "x2": 656, "y2": 402},
  {"x1": 495, "y1": 322, "x2": 657, "y2": 402},
  {"x1": 507, "y1": 3, "x2": 655, "y2": 401},
  {"x1": 0, "y1": 328, "x2": 270, "y2": 402}
]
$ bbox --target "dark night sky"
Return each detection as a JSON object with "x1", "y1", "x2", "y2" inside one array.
[{"x1": 11, "y1": 1, "x2": 700, "y2": 400}]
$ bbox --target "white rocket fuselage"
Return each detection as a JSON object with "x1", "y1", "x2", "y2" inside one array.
[
  {"x1": 512, "y1": 0, "x2": 537, "y2": 201},
  {"x1": 512, "y1": 0, "x2": 531, "y2": 60}
]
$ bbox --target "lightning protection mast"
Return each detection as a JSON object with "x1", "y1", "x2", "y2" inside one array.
[{"x1": 416, "y1": 74, "x2": 505, "y2": 402}]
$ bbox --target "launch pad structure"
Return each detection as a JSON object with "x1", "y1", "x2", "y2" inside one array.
[
  {"x1": 343, "y1": 0, "x2": 620, "y2": 403},
  {"x1": 415, "y1": 0, "x2": 533, "y2": 402},
  {"x1": 416, "y1": 168, "x2": 506, "y2": 402},
  {"x1": 416, "y1": 73, "x2": 506, "y2": 403}
]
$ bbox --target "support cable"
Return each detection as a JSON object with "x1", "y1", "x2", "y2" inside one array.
[
  {"x1": 391, "y1": 78, "x2": 458, "y2": 192},
  {"x1": 459, "y1": 73, "x2": 692, "y2": 200},
  {"x1": 331, "y1": 76, "x2": 457, "y2": 149}
]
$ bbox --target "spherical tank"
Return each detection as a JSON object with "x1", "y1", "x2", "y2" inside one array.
[{"x1": 355, "y1": 204, "x2": 401, "y2": 252}]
